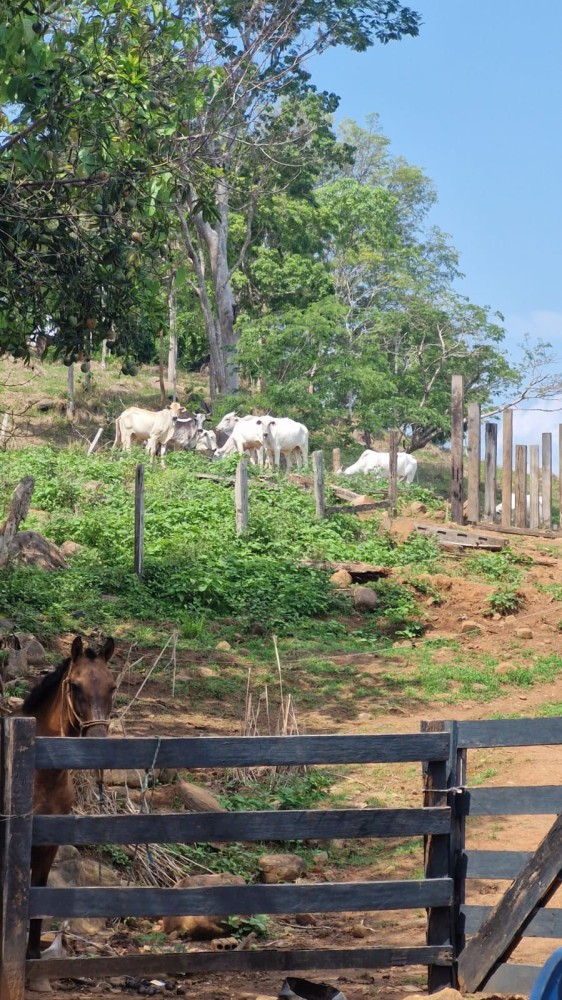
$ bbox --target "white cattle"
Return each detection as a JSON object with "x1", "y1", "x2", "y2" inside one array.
[
  {"x1": 145, "y1": 402, "x2": 183, "y2": 463},
  {"x1": 114, "y1": 405, "x2": 206, "y2": 452},
  {"x1": 213, "y1": 415, "x2": 270, "y2": 465},
  {"x1": 195, "y1": 429, "x2": 217, "y2": 455},
  {"x1": 261, "y1": 418, "x2": 309, "y2": 471},
  {"x1": 342, "y1": 449, "x2": 418, "y2": 484},
  {"x1": 496, "y1": 493, "x2": 543, "y2": 517}
]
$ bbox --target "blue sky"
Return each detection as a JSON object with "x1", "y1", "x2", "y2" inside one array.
[{"x1": 309, "y1": 0, "x2": 562, "y2": 460}]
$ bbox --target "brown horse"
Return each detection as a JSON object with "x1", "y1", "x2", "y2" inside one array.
[{"x1": 20, "y1": 634, "x2": 116, "y2": 971}]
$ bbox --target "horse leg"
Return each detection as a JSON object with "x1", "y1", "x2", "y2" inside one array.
[{"x1": 27, "y1": 846, "x2": 58, "y2": 993}]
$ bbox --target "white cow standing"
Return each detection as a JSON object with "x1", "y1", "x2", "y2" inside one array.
[
  {"x1": 114, "y1": 405, "x2": 206, "y2": 452},
  {"x1": 145, "y1": 402, "x2": 184, "y2": 464},
  {"x1": 261, "y1": 417, "x2": 309, "y2": 471},
  {"x1": 342, "y1": 449, "x2": 418, "y2": 484},
  {"x1": 213, "y1": 415, "x2": 270, "y2": 465}
]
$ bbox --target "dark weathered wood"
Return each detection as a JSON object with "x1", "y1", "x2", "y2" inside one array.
[
  {"x1": 463, "y1": 903, "x2": 562, "y2": 938},
  {"x1": 542, "y1": 431, "x2": 552, "y2": 529},
  {"x1": 30, "y1": 878, "x2": 452, "y2": 919},
  {"x1": 325, "y1": 503, "x2": 383, "y2": 516},
  {"x1": 421, "y1": 721, "x2": 454, "y2": 990},
  {"x1": 34, "y1": 732, "x2": 451, "y2": 770},
  {"x1": 466, "y1": 403, "x2": 481, "y2": 524},
  {"x1": 483, "y1": 963, "x2": 541, "y2": 993},
  {"x1": 483, "y1": 423, "x2": 497, "y2": 521},
  {"x1": 457, "y1": 716, "x2": 562, "y2": 748},
  {"x1": 388, "y1": 429, "x2": 399, "y2": 514},
  {"x1": 33, "y1": 806, "x2": 450, "y2": 846},
  {"x1": 461, "y1": 786, "x2": 562, "y2": 816},
  {"x1": 300, "y1": 559, "x2": 391, "y2": 579},
  {"x1": 312, "y1": 450, "x2": 325, "y2": 519},
  {"x1": 447, "y1": 721, "x2": 466, "y2": 960},
  {"x1": 464, "y1": 850, "x2": 532, "y2": 880},
  {"x1": 457, "y1": 811, "x2": 562, "y2": 992},
  {"x1": 29, "y1": 944, "x2": 453, "y2": 980},
  {"x1": 475, "y1": 521, "x2": 562, "y2": 538},
  {"x1": 234, "y1": 457, "x2": 249, "y2": 535},
  {"x1": 529, "y1": 444, "x2": 540, "y2": 529},
  {"x1": 514, "y1": 444, "x2": 527, "y2": 529},
  {"x1": 330, "y1": 485, "x2": 384, "y2": 502},
  {"x1": 0, "y1": 717, "x2": 36, "y2": 1000},
  {"x1": 501, "y1": 408, "x2": 513, "y2": 528},
  {"x1": 332, "y1": 447, "x2": 341, "y2": 473},
  {"x1": 134, "y1": 463, "x2": 144, "y2": 577},
  {"x1": 450, "y1": 375, "x2": 464, "y2": 524}
]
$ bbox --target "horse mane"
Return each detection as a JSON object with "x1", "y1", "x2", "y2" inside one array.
[{"x1": 21, "y1": 647, "x2": 99, "y2": 714}]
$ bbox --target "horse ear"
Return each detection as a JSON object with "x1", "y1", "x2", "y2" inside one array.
[
  {"x1": 71, "y1": 636, "x2": 83, "y2": 661},
  {"x1": 99, "y1": 637, "x2": 115, "y2": 663}
]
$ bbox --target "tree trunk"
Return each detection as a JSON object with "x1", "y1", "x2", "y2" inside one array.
[
  {"x1": 158, "y1": 328, "x2": 166, "y2": 407},
  {"x1": 0, "y1": 476, "x2": 34, "y2": 569},
  {"x1": 167, "y1": 273, "x2": 178, "y2": 400}
]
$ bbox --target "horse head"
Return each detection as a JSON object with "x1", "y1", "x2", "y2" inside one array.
[{"x1": 62, "y1": 635, "x2": 116, "y2": 737}]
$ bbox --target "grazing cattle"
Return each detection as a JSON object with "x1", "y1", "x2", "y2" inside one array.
[
  {"x1": 145, "y1": 402, "x2": 183, "y2": 463},
  {"x1": 195, "y1": 429, "x2": 217, "y2": 455},
  {"x1": 342, "y1": 449, "x2": 418, "y2": 484},
  {"x1": 261, "y1": 417, "x2": 309, "y2": 471},
  {"x1": 214, "y1": 414, "x2": 272, "y2": 465}
]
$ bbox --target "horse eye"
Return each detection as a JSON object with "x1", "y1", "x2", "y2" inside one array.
[{"x1": 70, "y1": 681, "x2": 81, "y2": 694}]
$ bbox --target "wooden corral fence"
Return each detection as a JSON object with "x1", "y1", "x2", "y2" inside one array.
[
  {"x1": 1, "y1": 719, "x2": 454, "y2": 999},
  {"x1": 2, "y1": 716, "x2": 562, "y2": 997},
  {"x1": 450, "y1": 375, "x2": 562, "y2": 535},
  {"x1": 311, "y1": 440, "x2": 399, "y2": 521}
]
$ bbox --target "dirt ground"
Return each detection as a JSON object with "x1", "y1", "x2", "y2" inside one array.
[{"x1": 28, "y1": 519, "x2": 562, "y2": 1000}]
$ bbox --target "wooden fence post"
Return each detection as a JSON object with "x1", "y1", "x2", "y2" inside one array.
[
  {"x1": 235, "y1": 457, "x2": 249, "y2": 535},
  {"x1": 501, "y1": 408, "x2": 513, "y2": 528},
  {"x1": 529, "y1": 445, "x2": 540, "y2": 529},
  {"x1": 542, "y1": 432, "x2": 552, "y2": 530},
  {"x1": 483, "y1": 423, "x2": 497, "y2": 521},
  {"x1": 422, "y1": 720, "x2": 455, "y2": 990},
  {"x1": 514, "y1": 445, "x2": 527, "y2": 529},
  {"x1": 450, "y1": 376, "x2": 464, "y2": 524},
  {"x1": 332, "y1": 448, "x2": 341, "y2": 474},
  {"x1": 134, "y1": 464, "x2": 144, "y2": 577},
  {"x1": 313, "y1": 451, "x2": 325, "y2": 519},
  {"x1": 388, "y1": 430, "x2": 399, "y2": 515},
  {"x1": 87, "y1": 428, "x2": 103, "y2": 456},
  {"x1": 66, "y1": 364, "x2": 75, "y2": 420},
  {"x1": 0, "y1": 717, "x2": 36, "y2": 1000},
  {"x1": 101, "y1": 339, "x2": 108, "y2": 369},
  {"x1": 466, "y1": 403, "x2": 480, "y2": 524}
]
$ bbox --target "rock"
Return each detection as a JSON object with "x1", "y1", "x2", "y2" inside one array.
[
  {"x1": 432, "y1": 575, "x2": 453, "y2": 591},
  {"x1": 515, "y1": 627, "x2": 533, "y2": 639},
  {"x1": 198, "y1": 665, "x2": 215, "y2": 678},
  {"x1": 492, "y1": 612, "x2": 501, "y2": 621},
  {"x1": 295, "y1": 913, "x2": 317, "y2": 926},
  {"x1": 7, "y1": 696, "x2": 24, "y2": 710},
  {"x1": 431, "y1": 509, "x2": 447, "y2": 521},
  {"x1": 7, "y1": 531, "x2": 66, "y2": 571},
  {"x1": 351, "y1": 922, "x2": 369, "y2": 938},
  {"x1": 215, "y1": 640, "x2": 232, "y2": 652},
  {"x1": 174, "y1": 780, "x2": 227, "y2": 813},
  {"x1": 105, "y1": 769, "x2": 145, "y2": 788},
  {"x1": 404, "y1": 500, "x2": 426, "y2": 515},
  {"x1": 460, "y1": 620, "x2": 481, "y2": 635},
  {"x1": 258, "y1": 853, "x2": 307, "y2": 884},
  {"x1": 330, "y1": 569, "x2": 353, "y2": 589},
  {"x1": 60, "y1": 540, "x2": 83, "y2": 558},
  {"x1": 352, "y1": 586, "x2": 379, "y2": 611},
  {"x1": 48, "y1": 845, "x2": 122, "y2": 934},
  {"x1": 311, "y1": 851, "x2": 329, "y2": 870},
  {"x1": 16, "y1": 634, "x2": 46, "y2": 665},
  {"x1": 163, "y1": 873, "x2": 246, "y2": 939}
]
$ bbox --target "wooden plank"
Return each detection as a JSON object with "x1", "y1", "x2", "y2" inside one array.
[
  {"x1": 475, "y1": 520, "x2": 562, "y2": 538},
  {"x1": 529, "y1": 444, "x2": 540, "y2": 529},
  {"x1": 0, "y1": 717, "x2": 36, "y2": 1000},
  {"x1": 457, "y1": 811, "x2": 562, "y2": 992},
  {"x1": 35, "y1": 733, "x2": 451, "y2": 770},
  {"x1": 542, "y1": 431, "x2": 552, "y2": 529},
  {"x1": 414, "y1": 524, "x2": 505, "y2": 550},
  {"x1": 86, "y1": 427, "x2": 103, "y2": 456},
  {"x1": 484, "y1": 963, "x2": 540, "y2": 993},
  {"x1": 514, "y1": 444, "x2": 527, "y2": 528},
  {"x1": 29, "y1": 944, "x2": 454, "y2": 980},
  {"x1": 234, "y1": 456, "x2": 249, "y2": 535},
  {"x1": 461, "y1": 786, "x2": 562, "y2": 816},
  {"x1": 466, "y1": 403, "x2": 481, "y2": 524},
  {"x1": 325, "y1": 503, "x2": 384, "y2": 516},
  {"x1": 300, "y1": 559, "x2": 391, "y2": 579},
  {"x1": 483, "y1": 423, "x2": 497, "y2": 521},
  {"x1": 501, "y1": 408, "x2": 513, "y2": 528},
  {"x1": 32, "y1": 806, "x2": 451, "y2": 846},
  {"x1": 388, "y1": 429, "x2": 399, "y2": 514},
  {"x1": 457, "y1": 717, "x2": 562, "y2": 748},
  {"x1": 330, "y1": 485, "x2": 384, "y2": 502},
  {"x1": 463, "y1": 904, "x2": 562, "y2": 938},
  {"x1": 29, "y1": 878, "x2": 453, "y2": 919},
  {"x1": 134, "y1": 463, "x2": 144, "y2": 578},
  {"x1": 313, "y1": 450, "x2": 325, "y2": 519},
  {"x1": 332, "y1": 447, "x2": 341, "y2": 473},
  {"x1": 422, "y1": 720, "x2": 454, "y2": 990},
  {"x1": 464, "y1": 850, "x2": 532, "y2": 880},
  {"x1": 450, "y1": 375, "x2": 464, "y2": 524}
]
